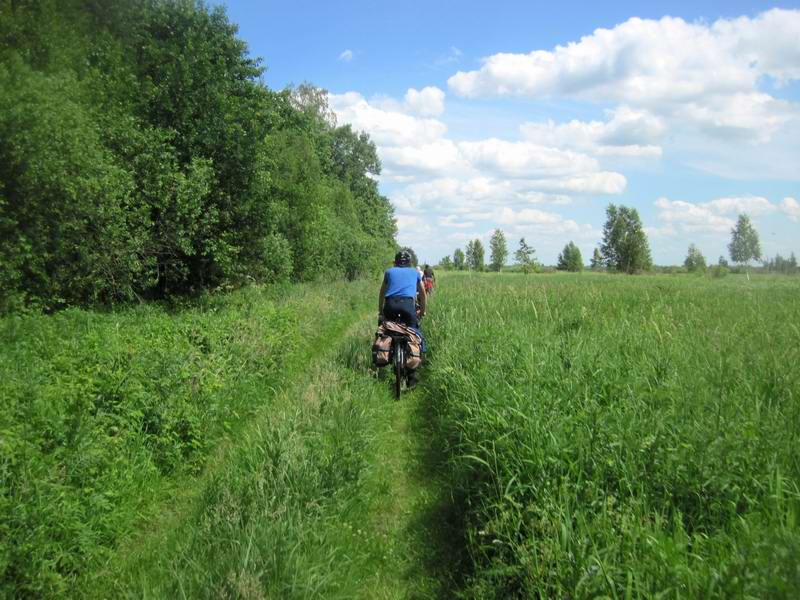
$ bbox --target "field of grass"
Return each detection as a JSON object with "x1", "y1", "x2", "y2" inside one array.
[
  {"x1": 3, "y1": 271, "x2": 799, "y2": 598},
  {"x1": 101, "y1": 318, "x2": 459, "y2": 599},
  {"x1": 0, "y1": 281, "x2": 375, "y2": 596},
  {"x1": 423, "y1": 272, "x2": 800, "y2": 598}
]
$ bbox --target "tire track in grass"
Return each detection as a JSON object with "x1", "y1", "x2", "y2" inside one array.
[
  {"x1": 355, "y1": 304, "x2": 468, "y2": 599},
  {"x1": 99, "y1": 307, "x2": 464, "y2": 598},
  {"x1": 88, "y1": 308, "x2": 379, "y2": 598}
]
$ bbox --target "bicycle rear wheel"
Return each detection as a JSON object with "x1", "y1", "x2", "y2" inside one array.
[{"x1": 393, "y1": 340, "x2": 404, "y2": 400}]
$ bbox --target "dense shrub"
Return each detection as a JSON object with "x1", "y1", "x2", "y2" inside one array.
[
  {"x1": 0, "y1": 280, "x2": 374, "y2": 595},
  {"x1": 0, "y1": 0, "x2": 396, "y2": 312}
]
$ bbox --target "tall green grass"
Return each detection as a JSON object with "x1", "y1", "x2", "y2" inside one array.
[
  {"x1": 0, "y1": 281, "x2": 374, "y2": 597},
  {"x1": 425, "y1": 272, "x2": 800, "y2": 598},
  {"x1": 100, "y1": 316, "x2": 459, "y2": 599},
  {"x1": 101, "y1": 321, "x2": 387, "y2": 598}
]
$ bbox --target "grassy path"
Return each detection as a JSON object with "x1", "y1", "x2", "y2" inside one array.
[
  {"x1": 354, "y1": 359, "x2": 465, "y2": 599},
  {"x1": 96, "y1": 306, "x2": 463, "y2": 598}
]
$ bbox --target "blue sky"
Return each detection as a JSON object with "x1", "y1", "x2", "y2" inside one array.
[{"x1": 218, "y1": 0, "x2": 800, "y2": 265}]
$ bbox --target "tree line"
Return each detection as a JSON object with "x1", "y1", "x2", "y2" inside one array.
[
  {"x1": 0, "y1": 0, "x2": 397, "y2": 312},
  {"x1": 439, "y1": 204, "x2": 652, "y2": 273},
  {"x1": 437, "y1": 205, "x2": 795, "y2": 275}
]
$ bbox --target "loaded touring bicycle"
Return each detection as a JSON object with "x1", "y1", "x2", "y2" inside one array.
[{"x1": 372, "y1": 319, "x2": 422, "y2": 399}]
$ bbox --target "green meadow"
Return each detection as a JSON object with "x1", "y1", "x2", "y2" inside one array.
[
  {"x1": 2, "y1": 272, "x2": 799, "y2": 598},
  {"x1": 424, "y1": 272, "x2": 800, "y2": 598}
]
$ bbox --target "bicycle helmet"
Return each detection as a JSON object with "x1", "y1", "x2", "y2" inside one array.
[{"x1": 395, "y1": 250, "x2": 412, "y2": 266}]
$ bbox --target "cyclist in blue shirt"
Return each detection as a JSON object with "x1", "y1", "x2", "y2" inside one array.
[{"x1": 379, "y1": 250, "x2": 427, "y2": 329}]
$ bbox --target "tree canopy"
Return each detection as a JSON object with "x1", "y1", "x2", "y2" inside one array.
[
  {"x1": 489, "y1": 229, "x2": 508, "y2": 272},
  {"x1": 557, "y1": 241, "x2": 584, "y2": 272},
  {"x1": 514, "y1": 238, "x2": 536, "y2": 274},
  {"x1": 465, "y1": 239, "x2": 485, "y2": 271},
  {"x1": 729, "y1": 214, "x2": 761, "y2": 268},
  {"x1": 763, "y1": 252, "x2": 798, "y2": 274},
  {"x1": 600, "y1": 204, "x2": 652, "y2": 274},
  {"x1": 684, "y1": 244, "x2": 707, "y2": 273},
  {"x1": 0, "y1": 0, "x2": 396, "y2": 312},
  {"x1": 453, "y1": 248, "x2": 466, "y2": 270},
  {"x1": 590, "y1": 248, "x2": 603, "y2": 270}
]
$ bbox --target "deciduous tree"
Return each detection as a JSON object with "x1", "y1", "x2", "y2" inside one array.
[
  {"x1": 0, "y1": 1, "x2": 398, "y2": 311},
  {"x1": 557, "y1": 242, "x2": 584, "y2": 272},
  {"x1": 600, "y1": 204, "x2": 652, "y2": 274},
  {"x1": 728, "y1": 214, "x2": 761, "y2": 279},
  {"x1": 514, "y1": 238, "x2": 536, "y2": 274},
  {"x1": 590, "y1": 248, "x2": 603, "y2": 270},
  {"x1": 466, "y1": 239, "x2": 485, "y2": 271},
  {"x1": 453, "y1": 248, "x2": 466, "y2": 270},
  {"x1": 489, "y1": 229, "x2": 508, "y2": 272},
  {"x1": 684, "y1": 244, "x2": 707, "y2": 273}
]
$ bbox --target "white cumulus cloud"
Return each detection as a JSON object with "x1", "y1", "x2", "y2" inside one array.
[
  {"x1": 329, "y1": 92, "x2": 627, "y2": 193},
  {"x1": 380, "y1": 140, "x2": 465, "y2": 174},
  {"x1": 457, "y1": 138, "x2": 598, "y2": 177},
  {"x1": 524, "y1": 172, "x2": 627, "y2": 195},
  {"x1": 329, "y1": 92, "x2": 447, "y2": 147},
  {"x1": 655, "y1": 197, "x2": 736, "y2": 234},
  {"x1": 404, "y1": 86, "x2": 446, "y2": 116},
  {"x1": 702, "y1": 196, "x2": 776, "y2": 216},
  {"x1": 521, "y1": 106, "x2": 665, "y2": 157},
  {"x1": 448, "y1": 10, "x2": 800, "y2": 141},
  {"x1": 780, "y1": 197, "x2": 800, "y2": 222},
  {"x1": 338, "y1": 49, "x2": 354, "y2": 62},
  {"x1": 653, "y1": 195, "x2": 793, "y2": 236}
]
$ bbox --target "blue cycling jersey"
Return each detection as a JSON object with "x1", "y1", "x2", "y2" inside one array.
[{"x1": 383, "y1": 266, "x2": 421, "y2": 298}]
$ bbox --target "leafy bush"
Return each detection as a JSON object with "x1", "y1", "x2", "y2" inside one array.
[
  {"x1": 711, "y1": 264, "x2": 730, "y2": 278},
  {"x1": 0, "y1": 0, "x2": 395, "y2": 311},
  {"x1": 0, "y1": 280, "x2": 373, "y2": 595},
  {"x1": 556, "y1": 241, "x2": 583, "y2": 272}
]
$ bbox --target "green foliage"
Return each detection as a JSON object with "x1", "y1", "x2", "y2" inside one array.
[
  {"x1": 489, "y1": 229, "x2": 508, "y2": 272},
  {"x1": 466, "y1": 239, "x2": 485, "y2": 271},
  {"x1": 513, "y1": 238, "x2": 536, "y2": 274},
  {"x1": 762, "y1": 252, "x2": 797, "y2": 274},
  {"x1": 0, "y1": 279, "x2": 375, "y2": 595},
  {"x1": 439, "y1": 255, "x2": 454, "y2": 270},
  {"x1": 729, "y1": 213, "x2": 761, "y2": 268},
  {"x1": 425, "y1": 273, "x2": 800, "y2": 598},
  {"x1": 684, "y1": 243, "x2": 707, "y2": 273},
  {"x1": 711, "y1": 264, "x2": 730, "y2": 278},
  {"x1": 590, "y1": 247, "x2": 603, "y2": 270},
  {"x1": 0, "y1": 0, "x2": 396, "y2": 311},
  {"x1": 453, "y1": 248, "x2": 466, "y2": 270},
  {"x1": 0, "y1": 57, "x2": 145, "y2": 309},
  {"x1": 557, "y1": 241, "x2": 583, "y2": 272},
  {"x1": 600, "y1": 204, "x2": 652, "y2": 274}
]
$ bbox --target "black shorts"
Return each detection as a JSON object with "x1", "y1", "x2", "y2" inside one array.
[{"x1": 383, "y1": 296, "x2": 417, "y2": 329}]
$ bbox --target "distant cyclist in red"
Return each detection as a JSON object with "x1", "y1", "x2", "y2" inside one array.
[{"x1": 422, "y1": 264, "x2": 435, "y2": 295}]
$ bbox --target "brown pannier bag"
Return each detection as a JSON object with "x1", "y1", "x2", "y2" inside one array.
[
  {"x1": 374, "y1": 321, "x2": 423, "y2": 370},
  {"x1": 372, "y1": 326, "x2": 392, "y2": 367},
  {"x1": 405, "y1": 337, "x2": 422, "y2": 370}
]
